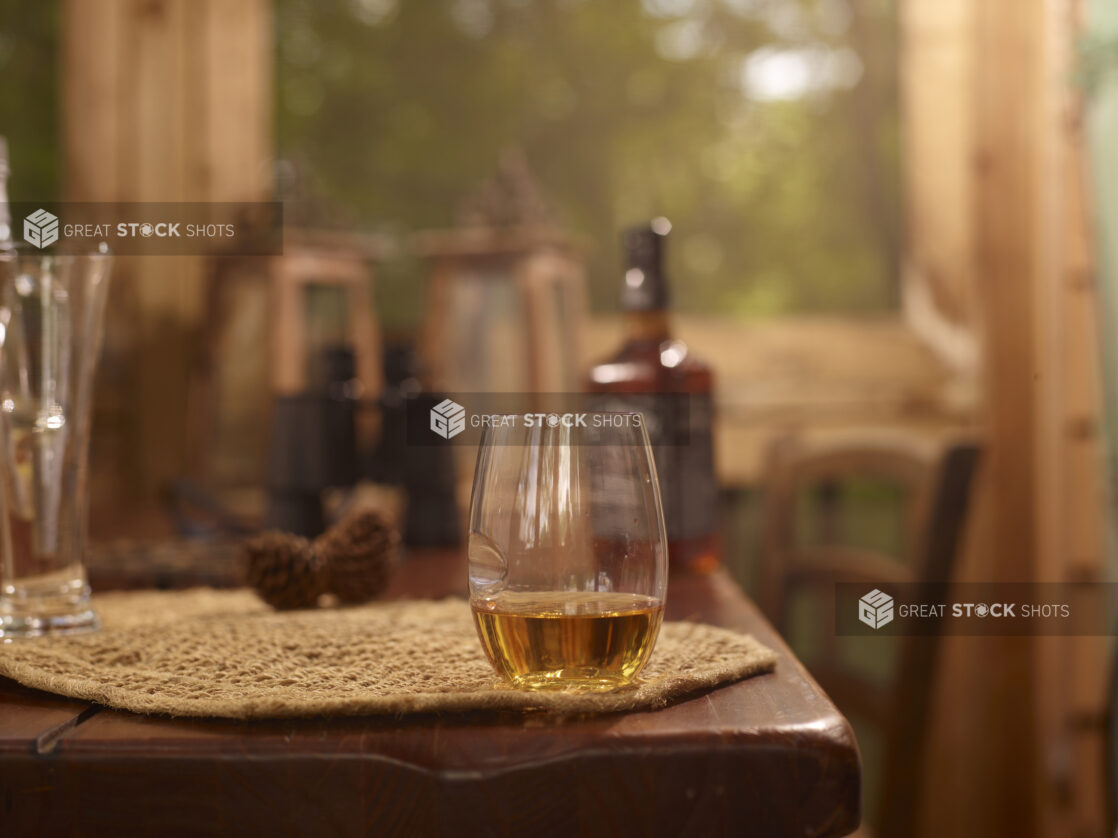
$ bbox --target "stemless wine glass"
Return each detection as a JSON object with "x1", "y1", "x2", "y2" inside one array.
[{"x1": 468, "y1": 413, "x2": 668, "y2": 691}]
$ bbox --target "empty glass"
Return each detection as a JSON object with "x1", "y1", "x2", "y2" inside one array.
[
  {"x1": 0, "y1": 245, "x2": 112, "y2": 638},
  {"x1": 468, "y1": 413, "x2": 668, "y2": 691}
]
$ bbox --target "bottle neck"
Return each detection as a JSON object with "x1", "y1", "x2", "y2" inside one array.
[{"x1": 624, "y1": 309, "x2": 672, "y2": 343}]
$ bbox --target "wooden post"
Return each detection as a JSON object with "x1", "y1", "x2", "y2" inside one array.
[
  {"x1": 900, "y1": 0, "x2": 979, "y2": 373},
  {"x1": 62, "y1": 0, "x2": 272, "y2": 500},
  {"x1": 1034, "y1": 3, "x2": 1109, "y2": 836},
  {"x1": 904, "y1": 0, "x2": 1108, "y2": 835}
]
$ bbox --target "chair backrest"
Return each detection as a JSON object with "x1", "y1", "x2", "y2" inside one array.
[{"x1": 760, "y1": 432, "x2": 981, "y2": 838}]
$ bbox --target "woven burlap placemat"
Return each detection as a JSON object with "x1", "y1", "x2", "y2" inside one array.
[{"x1": 0, "y1": 589, "x2": 777, "y2": 719}]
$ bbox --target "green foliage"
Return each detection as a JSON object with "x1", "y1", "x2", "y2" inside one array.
[
  {"x1": 276, "y1": 0, "x2": 900, "y2": 324},
  {"x1": 0, "y1": 1, "x2": 900, "y2": 323},
  {"x1": 0, "y1": 0, "x2": 60, "y2": 201}
]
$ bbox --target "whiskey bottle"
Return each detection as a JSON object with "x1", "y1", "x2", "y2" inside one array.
[{"x1": 586, "y1": 219, "x2": 719, "y2": 573}]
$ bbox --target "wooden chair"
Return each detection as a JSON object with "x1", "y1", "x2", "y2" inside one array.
[{"x1": 759, "y1": 432, "x2": 981, "y2": 838}]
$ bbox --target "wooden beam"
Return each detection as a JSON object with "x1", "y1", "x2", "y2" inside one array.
[
  {"x1": 933, "y1": 1, "x2": 1048, "y2": 834},
  {"x1": 900, "y1": 0, "x2": 979, "y2": 372},
  {"x1": 1034, "y1": 2, "x2": 1108, "y2": 835},
  {"x1": 909, "y1": 0, "x2": 1108, "y2": 835},
  {"x1": 62, "y1": 0, "x2": 272, "y2": 500}
]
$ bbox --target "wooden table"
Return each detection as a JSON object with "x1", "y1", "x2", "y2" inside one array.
[{"x1": 0, "y1": 549, "x2": 860, "y2": 837}]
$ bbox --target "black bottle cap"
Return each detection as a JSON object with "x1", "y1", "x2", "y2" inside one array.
[{"x1": 620, "y1": 218, "x2": 671, "y2": 311}]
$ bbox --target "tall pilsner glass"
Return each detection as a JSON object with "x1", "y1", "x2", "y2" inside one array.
[{"x1": 0, "y1": 244, "x2": 111, "y2": 638}]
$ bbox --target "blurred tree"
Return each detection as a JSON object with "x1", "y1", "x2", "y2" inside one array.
[
  {"x1": 0, "y1": 0, "x2": 60, "y2": 201},
  {"x1": 0, "y1": 1, "x2": 899, "y2": 322},
  {"x1": 276, "y1": 0, "x2": 900, "y2": 325}
]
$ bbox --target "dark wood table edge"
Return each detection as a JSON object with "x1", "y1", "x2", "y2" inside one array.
[{"x1": 0, "y1": 556, "x2": 862, "y2": 838}]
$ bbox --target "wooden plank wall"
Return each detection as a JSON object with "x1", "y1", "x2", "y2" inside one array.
[
  {"x1": 62, "y1": 0, "x2": 272, "y2": 499},
  {"x1": 904, "y1": 0, "x2": 1109, "y2": 836}
]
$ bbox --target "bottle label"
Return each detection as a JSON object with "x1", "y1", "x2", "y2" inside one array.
[{"x1": 586, "y1": 392, "x2": 717, "y2": 541}]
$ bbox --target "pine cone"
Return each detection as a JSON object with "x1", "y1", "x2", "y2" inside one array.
[
  {"x1": 243, "y1": 531, "x2": 326, "y2": 610},
  {"x1": 316, "y1": 509, "x2": 399, "y2": 604}
]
